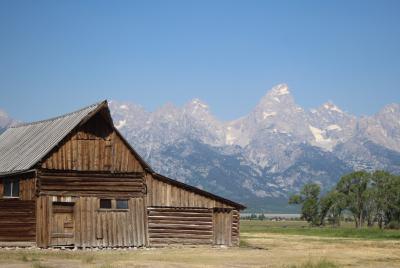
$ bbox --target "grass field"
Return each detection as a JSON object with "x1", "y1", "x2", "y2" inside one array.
[
  {"x1": 0, "y1": 220, "x2": 399, "y2": 268},
  {"x1": 241, "y1": 220, "x2": 400, "y2": 240}
]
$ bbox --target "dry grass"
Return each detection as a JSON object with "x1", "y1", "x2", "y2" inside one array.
[{"x1": 0, "y1": 232, "x2": 399, "y2": 267}]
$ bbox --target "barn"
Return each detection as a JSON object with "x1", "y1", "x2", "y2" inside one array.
[{"x1": 0, "y1": 101, "x2": 245, "y2": 248}]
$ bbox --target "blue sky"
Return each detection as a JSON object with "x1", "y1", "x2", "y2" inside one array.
[{"x1": 0, "y1": 0, "x2": 399, "y2": 122}]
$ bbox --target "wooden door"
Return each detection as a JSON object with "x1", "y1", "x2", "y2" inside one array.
[
  {"x1": 213, "y1": 210, "x2": 232, "y2": 246},
  {"x1": 51, "y1": 202, "x2": 75, "y2": 246}
]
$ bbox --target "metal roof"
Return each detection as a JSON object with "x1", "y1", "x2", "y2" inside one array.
[{"x1": 0, "y1": 101, "x2": 106, "y2": 174}]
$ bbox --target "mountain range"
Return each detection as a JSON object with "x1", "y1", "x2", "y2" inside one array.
[{"x1": 2, "y1": 84, "x2": 400, "y2": 212}]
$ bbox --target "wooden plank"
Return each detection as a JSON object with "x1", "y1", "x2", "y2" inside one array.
[
  {"x1": 131, "y1": 199, "x2": 137, "y2": 246},
  {"x1": 143, "y1": 198, "x2": 149, "y2": 246},
  {"x1": 74, "y1": 198, "x2": 81, "y2": 247},
  {"x1": 135, "y1": 198, "x2": 142, "y2": 246},
  {"x1": 112, "y1": 212, "x2": 117, "y2": 247}
]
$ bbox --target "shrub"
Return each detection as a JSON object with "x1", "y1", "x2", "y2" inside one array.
[
  {"x1": 386, "y1": 221, "x2": 400, "y2": 230},
  {"x1": 20, "y1": 254, "x2": 29, "y2": 262}
]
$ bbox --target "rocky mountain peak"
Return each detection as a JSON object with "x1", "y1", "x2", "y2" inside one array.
[
  {"x1": 321, "y1": 101, "x2": 343, "y2": 113},
  {"x1": 256, "y1": 84, "x2": 297, "y2": 113},
  {"x1": 269, "y1": 83, "x2": 290, "y2": 96},
  {"x1": 379, "y1": 103, "x2": 400, "y2": 115},
  {"x1": 262, "y1": 83, "x2": 292, "y2": 101},
  {"x1": 184, "y1": 98, "x2": 210, "y2": 115}
]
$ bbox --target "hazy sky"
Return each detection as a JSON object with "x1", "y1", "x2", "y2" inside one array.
[{"x1": 0, "y1": 0, "x2": 399, "y2": 122}]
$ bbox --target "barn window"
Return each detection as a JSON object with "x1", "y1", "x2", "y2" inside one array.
[
  {"x1": 3, "y1": 178, "x2": 19, "y2": 198},
  {"x1": 99, "y1": 199, "x2": 112, "y2": 209},
  {"x1": 116, "y1": 199, "x2": 128, "y2": 209}
]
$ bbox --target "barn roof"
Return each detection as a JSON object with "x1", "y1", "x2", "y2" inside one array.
[
  {"x1": 0, "y1": 101, "x2": 245, "y2": 209},
  {"x1": 0, "y1": 101, "x2": 107, "y2": 174}
]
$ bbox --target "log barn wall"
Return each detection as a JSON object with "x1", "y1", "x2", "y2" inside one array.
[
  {"x1": 231, "y1": 210, "x2": 240, "y2": 246},
  {"x1": 37, "y1": 170, "x2": 145, "y2": 198},
  {"x1": 148, "y1": 207, "x2": 213, "y2": 246},
  {"x1": 0, "y1": 199, "x2": 36, "y2": 242},
  {"x1": 145, "y1": 174, "x2": 242, "y2": 246}
]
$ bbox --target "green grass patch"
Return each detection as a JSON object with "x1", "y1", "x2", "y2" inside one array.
[
  {"x1": 241, "y1": 220, "x2": 400, "y2": 240},
  {"x1": 286, "y1": 259, "x2": 338, "y2": 268},
  {"x1": 239, "y1": 239, "x2": 251, "y2": 248}
]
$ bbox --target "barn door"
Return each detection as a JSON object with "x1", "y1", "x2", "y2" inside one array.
[
  {"x1": 51, "y1": 202, "x2": 75, "y2": 246},
  {"x1": 213, "y1": 209, "x2": 232, "y2": 246}
]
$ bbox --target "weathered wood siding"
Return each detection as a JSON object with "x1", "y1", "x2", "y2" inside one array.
[
  {"x1": 75, "y1": 197, "x2": 147, "y2": 248},
  {"x1": 41, "y1": 113, "x2": 144, "y2": 173},
  {"x1": 36, "y1": 196, "x2": 52, "y2": 247},
  {"x1": 0, "y1": 199, "x2": 36, "y2": 242},
  {"x1": 51, "y1": 202, "x2": 75, "y2": 246},
  {"x1": 213, "y1": 210, "x2": 232, "y2": 246},
  {"x1": 20, "y1": 177, "x2": 37, "y2": 200},
  {"x1": 38, "y1": 170, "x2": 145, "y2": 198},
  {"x1": 36, "y1": 196, "x2": 147, "y2": 248},
  {"x1": 148, "y1": 207, "x2": 213, "y2": 246},
  {"x1": 146, "y1": 174, "x2": 233, "y2": 208}
]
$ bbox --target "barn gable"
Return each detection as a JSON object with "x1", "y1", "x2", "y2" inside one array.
[
  {"x1": 41, "y1": 107, "x2": 146, "y2": 173},
  {"x1": 0, "y1": 101, "x2": 151, "y2": 175}
]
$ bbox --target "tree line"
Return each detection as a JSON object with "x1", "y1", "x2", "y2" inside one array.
[{"x1": 289, "y1": 171, "x2": 400, "y2": 229}]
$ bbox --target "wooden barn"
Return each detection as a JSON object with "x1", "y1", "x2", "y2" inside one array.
[{"x1": 0, "y1": 101, "x2": 245, "y2": 248}]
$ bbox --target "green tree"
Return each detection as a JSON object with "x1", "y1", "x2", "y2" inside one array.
[
  {"x1": 320, "y1": 190, "x2": 346, "y2": 227},
  {"x1": 258, "y1": 213, "x2": 266, "y2": 221},
  {"x1": 250, "y1": 213, "x2": 257, "y2": 220},
  {"x1": 336, "y1": 171, "x2": 371, "y2": 228},
  {"x1": 371, "y1": 171, "x2": 400, "y2": 227},
  {"x1": 289, "y1": 183, "x2": 321, "y2": 226}
]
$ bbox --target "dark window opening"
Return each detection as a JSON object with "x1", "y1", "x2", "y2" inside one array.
[
  {"x1": 3, "y1": 179, "x2": 19, "y2": 198},
  {"x1": 99, "y1": 199, "x2": 112, "y2": 209},
  {"x1": 116, "y1": 199, "x2": 128, "y2": 209}
]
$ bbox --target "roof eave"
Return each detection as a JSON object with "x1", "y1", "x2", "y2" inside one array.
[{"x1": 0, "y1": 169, "x2": 36, "y2": 178}]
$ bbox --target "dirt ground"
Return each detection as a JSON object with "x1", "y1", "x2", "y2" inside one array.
[{"x1": 0, "y1": 232, "x2": 399, "y2": 268}]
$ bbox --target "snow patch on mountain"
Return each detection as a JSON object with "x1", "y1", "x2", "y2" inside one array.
[
  {"x1": 271, "y1": 83, "x2": 290, "y2": 96},
  {"x1": 263, "y1": 111, "x2": 277, "y2": 119},
  {"x1": 326, "y1": 124, "x2": 342, "y2": 131},
  {"x1": 115, "y1": 119, "x2": 127, "y2": 129},
  {"x1": 323, "y1": 102, "x2": 343, "y2": 113}
]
